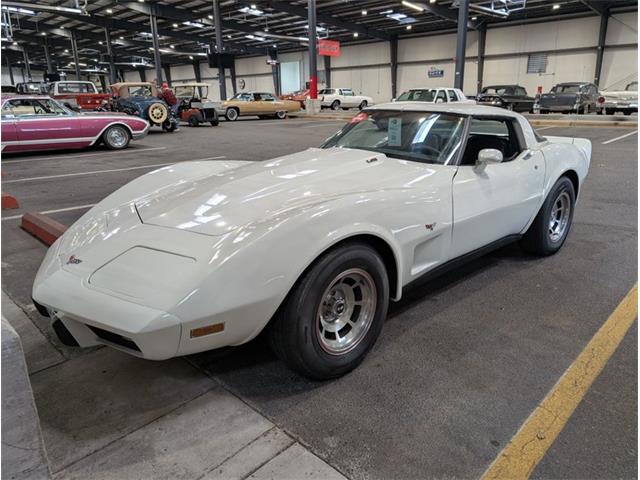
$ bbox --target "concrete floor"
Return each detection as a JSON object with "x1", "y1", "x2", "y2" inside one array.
[{"x1": 1, "y1": 118, "x2": 637, "y2": 479}]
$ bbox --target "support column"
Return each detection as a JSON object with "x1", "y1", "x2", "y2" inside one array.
[
  {"x1": 22, "y1": 49, "x2": 32, "y2": 81},
  {"x1": 149, "y1": 6, "x2": 163, "y2": 84},
  {"x1": 229, "y1": 60, "x2": 237, "y2": 95},
  {"x1": 192, "y1": 60, "x2": 202, "y2": 82},
  {"x1": 594, "y1": 9, "x2": 609, "y2": 87},
  {"x1": 269, "y1": 49, "x2": 280, "y2": 95},
  {"x1": 104, "y1": 28, "x2": 117, "y2": 85},
  {"x1": 390, "y1": 36, "x2": 398, "y2": 99},
  {"x1": 212, "y1": 0, "x2": 227, "y2": 100},
  {"x1": 163, "y1": 64, "x2": 172, "y2": 86},
  {"x1": 70, "y1": 31, "x2": 81, "y2": 80},
  {"x1": 307, "y1": 0, "x2": 318, "y2": 99},
  {"x1": 453, "y1": 0, "x2": 469, "y2": 90},
  {"x1": 5, "y1": 54, "x2": 14, "y2": 85},
  {"x1": 43, "y1": 37, "x2": 53, "y2": 74},
  {"x1": 99, "y1": 75, "x2": 107, "y2": 91},
  {"x1": 323, "y1": 54, "x2": 331, "y2": 88},
  {"x1": 138, "y1": 67, "x2": 147, "y2": 82},
  {"x1": 476, "y1": 23, "x2": 486, "y2": 94}
]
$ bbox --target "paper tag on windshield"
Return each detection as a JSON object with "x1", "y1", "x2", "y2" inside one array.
[{"x1": 388, "y1": 117, "x2": 402, "y2": 146}]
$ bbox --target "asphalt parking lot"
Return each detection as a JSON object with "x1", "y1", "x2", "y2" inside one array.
[{"x1": 1, "y1": 117, "x2": 637, "y2": 479}]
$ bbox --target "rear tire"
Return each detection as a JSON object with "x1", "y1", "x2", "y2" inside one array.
[
  {"x1": 275, "y1": 110, "x2": 287, "y2": 119},
  {"x1": 268, "y1": 243, "x2": 389, "y2": 379},
  {"x1": 188, "y1": 115, "x2": 200, "y2": 127},
  {"x1": 521, "y1": 177, "x2": 575, "y2": 256},
  {"x1": 359, "y1": 100, "x2": 368, "y2": 110},
  {"x1": 102, "y1": 125, "x2": 130, "y2": 150}
]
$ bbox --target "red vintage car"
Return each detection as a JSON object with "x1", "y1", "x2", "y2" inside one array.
[
  {"x1": 279, "y1": 89, "x2": 309, "y2": 109},
  {"x1": 48, "y1": 81, "x2": 111, "y2": 111},
  {"x1": 1, "y1": 96, "x2": 149, "y2": 153}
]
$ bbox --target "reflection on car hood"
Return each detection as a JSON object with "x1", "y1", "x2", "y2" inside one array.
[{"x1": 135, "y1": 147, "x2": 407, "y2": 236}]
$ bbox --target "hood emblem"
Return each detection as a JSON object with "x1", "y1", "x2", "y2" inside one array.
[{"x1": 66, "y1": 255, "x2": 82, "y2": 265}]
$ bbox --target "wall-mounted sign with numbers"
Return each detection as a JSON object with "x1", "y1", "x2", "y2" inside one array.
[{"x1": 427, "y1": 67, "x2": 445, "y2": 78}]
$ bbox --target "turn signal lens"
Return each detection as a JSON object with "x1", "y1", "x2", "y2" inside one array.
[{"x1": 190, "y1": 323, "x2": 225, "y2": 338}]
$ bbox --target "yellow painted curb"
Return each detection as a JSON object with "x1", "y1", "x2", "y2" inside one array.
[{"x1": 481, "y1": 285, "x2": 638, "y2": 480}]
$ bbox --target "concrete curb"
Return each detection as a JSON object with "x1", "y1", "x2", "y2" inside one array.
[
  {"x1": 1, "y1": 315, "x2": 51, "y2": 480},
  {"x1": 21, "y1": 213, "x2": 68, "y2": 246}
]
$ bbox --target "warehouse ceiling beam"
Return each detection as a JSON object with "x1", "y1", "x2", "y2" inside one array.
[
  {"x1": 121, "y1": 2, "x2": 293, "y2": 50},
  {"x1": 402, "y1": 1, "x2": 478, "y2": 29},
  {"x1": 262, "y1": 0, "x2": 391, "y2": 40}
]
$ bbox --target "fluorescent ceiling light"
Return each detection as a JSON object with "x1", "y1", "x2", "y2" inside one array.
[
  {"x1": 387, "y1": 12, "x2": 417, "y2": 24},
  {"x1": 183, "y1": 21, "x2": 204, "y2": 28},
  {"x1": 552, "y1": 4, "x2": 560, "y2": 9},
  {"x1": 362, "y1": 9, "x2": 367, "y2": 15},
  {"x1": 245, "y1": 34, "x2": 266, "y2": 41},
  {"x1": 54, "y1": 6, "x2": 82, "y2": 13},
  {"x1": 239, "y1": 6, "x2": 263, "y2": 16},
  {"x1": 353, "y1": 32, "x2": 359, "y2": 37},
  {"x1": 402, "y1": 1, "x2": 424, "y2": 12},
  {"x1": 304, "y1": 25, "x2": 327, "y2": 32},
  {"x1": 173, "y1": 23, "x2": 178, "y2": 28},
  {"x1": 106, "y1": 8, "x2": 113, "y2": 14},
  {"x1": 381, "y1": 9, "x2": 393, "y2": 14}
]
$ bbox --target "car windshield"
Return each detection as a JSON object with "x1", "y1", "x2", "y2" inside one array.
[
  {"x1": 175, "y1": 86, "x2": 195, "y2": 98},
  {"x1": 626, "y1": 82, "x2": 638, "y2": 91},
  {"x1": 552, "y1": 85, "x2": 580, "y2": 94},
  {"x1": 482, "y1": 87, "x2": 510, "y2": 95},
  {"x1": 321, "y1": 110, "x2": 465, "y2": 165},
  {"x1": 129, "y1": 85, "x2": 153, "y2": 97},
  {"x1": 396, "y1": 89, "x2": 437, "y2": 102}
]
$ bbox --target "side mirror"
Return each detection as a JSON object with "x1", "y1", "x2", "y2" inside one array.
[
  {"x1": 477, "y1": 148, "x2": 503, "y2": 166},
  {"x1": 391, "y1": 98, "x2": 396, "y2": 102}
]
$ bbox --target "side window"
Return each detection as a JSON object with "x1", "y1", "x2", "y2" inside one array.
[
  {"x1": 447, "y1": 90, "x2": 458, "y2": 102},
  {"x1": 515, "y1": 87, "x2": 527, "y2": 96},
  {"x1": 460, "y1": 118, "x2": 523, "y2": 166},
  {"x1": 5, "y1": 99, "x2": 37, "y2": 115},
  {"x1": 343, "y1": 89, "x2": 354, "y2": 96},
  {"x1": 262, "y1": 94, "x2": 276, "y2": 101},
  {"x1": 436, "y1": 90, "x2": 447, "y2": 103}
]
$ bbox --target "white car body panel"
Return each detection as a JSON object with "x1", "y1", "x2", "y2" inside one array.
[
  {"x1": 32, "y1": 103, "x2": 590, "y2": 360},
  {"x1": 395, "y1": 87, "x2": 475, "y2": 104},
  {"x1": 320, "y1": 88, "x2": 373, "y2": 108}
]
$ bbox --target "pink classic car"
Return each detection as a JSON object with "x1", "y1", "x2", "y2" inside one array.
[{"x1": 1, "y1": 96, "x2": 149, "y2": 153}]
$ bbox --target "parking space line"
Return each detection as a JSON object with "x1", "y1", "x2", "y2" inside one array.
[
  {"x1": 481, "y1": 284, "x2": 638, "y2": 480},
  {"x1": 602, "y1": 130, "x2": 638, "y2": 144},
  {"x1": 535, "y1": 126, "x2": 556, "y2": 131},
  {"x1": 1, "y1": 156, "x2": 227, "y2": 184},
  {"x1": 2, "y1": 204, "x2": 96, "y2": 221},
  {"x1": 1, "y1": 147, "x2": 168, "y2": 164}
]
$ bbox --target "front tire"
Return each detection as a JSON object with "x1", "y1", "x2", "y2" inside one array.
[
  {"x1": 225, "y1": 108, "x2": 239, "y2": 121},
  {"x1": 268, "y1": 243, "x2": 389, "y2": 379},
  {"x1": 102, "y1": 125, "x2": 130, "y2": 150},
  {"x1": 521, "y1": 177, "x2": 576, "y2": 256},
  {"x1": 275, "y1": 110, "x2": 287, "y2": 119},
  {"x1": 188, "y1": 115, "x2": 200, "y2": 127},
  {"x1": 359, "y1": 100, "x2": 368, "y2": 110},
  {"x1": 330, "y1": 100, "x2": 340, "y2": 110}
]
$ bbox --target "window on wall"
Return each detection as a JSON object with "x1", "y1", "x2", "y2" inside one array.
[{"x1": 527, "y1": 53, "x2": 548, "y2": 74}]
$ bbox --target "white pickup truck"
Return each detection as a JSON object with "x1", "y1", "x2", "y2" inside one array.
[
  {"x1": 319, "y1": 88, "x2": 373, "y2": 110},
  {"x1": 394, "y1": 87, "x2": 474, "y2": 104}
]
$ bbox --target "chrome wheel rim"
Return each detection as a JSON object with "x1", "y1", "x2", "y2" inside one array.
[
  {"x1": 548, "y1": 191, "x2": 571, "y2": 242},
  {"x1": 107, "y1": 127, "x2": 127, "y2": 148},
  {"x1": 316, "y1": 268, "x2": 377, "y2": 355},
  {"x1": 227, "y1": 109, "x2": 237, "y2": 120}
]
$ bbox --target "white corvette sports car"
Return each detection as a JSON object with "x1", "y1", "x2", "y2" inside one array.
[{"x1": 32, "y1": 103, "x2": 591, "y2": 379}]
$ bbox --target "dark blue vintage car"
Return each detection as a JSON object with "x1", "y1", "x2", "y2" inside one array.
[{"x1": 109, "y1": 82, "x2": 178, "y2": 132}]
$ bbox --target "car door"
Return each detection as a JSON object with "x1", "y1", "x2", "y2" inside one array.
[
  {"x1": 9, "y1": 98, "x2": 82, "y2": 147},
  {"x1": 450, "y1": 116, "x2": 545, "y2": 258},
  {"x1": 1, "y1": 103, "x2": 20, "y2": 152},
  {"x1": 341, "y1": 89, "x2": 357, "y2": 107},
  {"x1": 446, "y1": 89, "x2": 459, "y2": 103},
  {"x1": 260, "y1": 93, "x2": 280, "y2": 113}
]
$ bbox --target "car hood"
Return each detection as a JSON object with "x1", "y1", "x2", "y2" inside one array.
[{"x1": 135, "y1": 147, "x2": 401, "y2": 236}]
